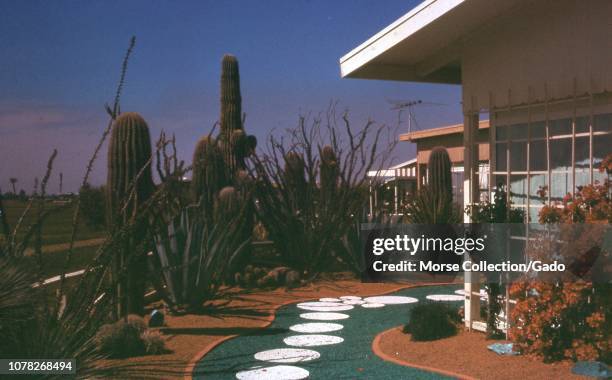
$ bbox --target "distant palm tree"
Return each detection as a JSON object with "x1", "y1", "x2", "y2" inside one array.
[{"x1": 9, "y1": 178, "x2": 17, "y2": 194}]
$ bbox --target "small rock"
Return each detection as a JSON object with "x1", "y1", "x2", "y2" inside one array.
[{"x1": 149, "y1": 309, "x2": 164, "y2": 328}]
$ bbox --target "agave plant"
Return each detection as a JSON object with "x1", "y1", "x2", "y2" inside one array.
[{"x1": 150, "y1": 201, "x2": 249, "y2": 312}]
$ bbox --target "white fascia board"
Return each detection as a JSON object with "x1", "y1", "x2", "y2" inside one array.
[{"x1": 339, "y1": 0, "x2": 465, "y2": 78}]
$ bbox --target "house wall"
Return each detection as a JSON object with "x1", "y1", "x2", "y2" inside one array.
[{"x1": 461, "y1": 0, "x2": 612, "y2": 112}]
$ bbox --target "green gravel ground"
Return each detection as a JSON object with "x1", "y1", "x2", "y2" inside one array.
[{"x1": 195, "y1": 284, "x2": 461, "y2": 379}]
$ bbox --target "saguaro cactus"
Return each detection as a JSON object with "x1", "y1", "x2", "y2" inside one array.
[
  {"x1": 427, "y1": 146, "x2": 452, "y2": 202},
  {"x1": 106, "y1": 112, "x2": 154, "y2": 318},
  {"x1": 220, "y1": 54, "x2": 243, "y2": 172}
]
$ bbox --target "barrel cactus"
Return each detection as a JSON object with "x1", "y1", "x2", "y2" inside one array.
[
  {"x1": 106, "y1": 112, "x2": 154, "y2": 318},
  {"x1": 427, "y1": 146, "x2": 452, "y2": 202},
  {"x1": 284, "y1": 152, "x2": 308, "y2": 211}
]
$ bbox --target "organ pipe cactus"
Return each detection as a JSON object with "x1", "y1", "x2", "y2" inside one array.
[
  {"x1": 427, "y1": 146, "x2": 453, "y2": 203},
  {"x1": 106, "y1": 112, "x2": 154, "y2": 318}
]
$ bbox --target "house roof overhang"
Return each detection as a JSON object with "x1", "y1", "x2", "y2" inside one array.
[
  {"x1": 339, "y1": 0, "x2": 521, "y2": 84},
  {"x1": 400, "y1": 120, "x2": 489, "y2": 142}
]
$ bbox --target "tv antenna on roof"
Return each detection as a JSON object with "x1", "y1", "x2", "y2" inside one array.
[{"x1": 387, "y1": 99, "x2": 446, "y2": 134}]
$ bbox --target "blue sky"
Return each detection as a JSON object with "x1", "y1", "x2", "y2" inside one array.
[{"x1": 0, "y1": 0, "x2": 462, "y2": 193}]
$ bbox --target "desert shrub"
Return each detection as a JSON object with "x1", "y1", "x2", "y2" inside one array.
[
  {"x1": 94, "y1": 315, "x2": 167, "y2": 358},
  {"x1": 141, "y1": 330, "x2": 167, "y2": 355},
  {"x1": 79, "y1": 183, "x2": 107, "y2": 228},
  {"x1": 403, "y1": 302, "x2": 460, "y2": 341},
  {"x1": 509, "y1": 156, "x2": 611, "y2": 362},
  {"x1": 95, "y1": 317, "x2": 146, "y2": 358}
]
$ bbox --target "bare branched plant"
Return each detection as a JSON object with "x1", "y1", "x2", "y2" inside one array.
[{"x1": 251, "y1": 105, "x2": 397, "y2": 275}]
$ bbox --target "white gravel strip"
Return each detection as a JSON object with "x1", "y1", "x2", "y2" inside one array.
[
  {"x1": 284, "y1": 334, "x2": 344, "y2": 347},
  {"x1": 236, "y1": 365, "x2": 309, "y2": 380},
  {"x1": 254, "y1": 348, "x2": 320, "y2": 363}
]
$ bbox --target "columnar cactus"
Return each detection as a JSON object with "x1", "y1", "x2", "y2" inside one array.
[
  {"x1": 106, "y1": 112, "x2": 154, "y2": 318},
  {"x1": 220, "y1": 54, "x2": 243, "y2": 172},
  {"x1": 192, "y1": 136, "x2": 227, "y2": 210},
  {"x1": 427, "y1": 146, "x2": 453, "y2": 202},
  {"x1": 219, "y1": 55, "x2": 257, "y2": 173},
  {"x1": 319, "y1": 145, "x2": 339, "y2": 199},
  {"x1": 107, "y1": 112, "x2": 155, "y2": 224}
]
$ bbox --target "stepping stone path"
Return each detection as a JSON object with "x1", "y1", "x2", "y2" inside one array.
[
  {"x1": 196, "y1": 285, "x2": 462, "y2": 379},
  {"x1": 245, "y1": 295, "x2": 423, "y2": 378}
]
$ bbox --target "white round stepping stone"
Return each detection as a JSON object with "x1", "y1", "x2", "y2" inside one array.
[
  {"x1": 361, "y1": 302, "x2": 385, "y2": 308},
  {"x1": 290, "y1": 322, "x2": 344, "y2": 333},
  {"x1": 300, "y1": 312, "x2": 349, "y2": 321},
  {"x1": 284, "y1": 334, "x2": 344, "y2": 347},
  {"x1": 342, "y1": 299, "x2": 365, "y2": 305},
  {"x1": 426, "y1": 294, "x2": 464, "y2": 302},
  {"x1": 297, "y1": 301, "x2": 345, "y2": 307},
  {"x1": 319, "y1": 297, "x2": 341, "y2": 302},
  {"x1": 236, "y1": 365, "x2": 309, "y2": 380},
  {"x1": 363, "y1": 296, "x2": 418, "y2": 305},
  {"x1": 297, "y1": 304, "x2": 354, "y2": 312},
  {"x1": 254, "y1": 348, "x2": 320, "y2": 363},
  {"x1": 339, "y1": 296, "x2": 362, "y2": 301}
]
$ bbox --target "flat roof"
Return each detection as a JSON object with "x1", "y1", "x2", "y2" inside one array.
[
  {"x1": 400, "y1": 120, "x2": 489, "y2": 142},
  {"x1": 339, "y1": 0, "x2": 521, "y2": 83}
]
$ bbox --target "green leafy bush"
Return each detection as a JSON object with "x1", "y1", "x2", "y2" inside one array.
[{"x1": 403, "y1": 302, "x2": 460, "y2": 341}]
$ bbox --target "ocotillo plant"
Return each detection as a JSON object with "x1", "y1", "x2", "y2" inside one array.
[
  {"x1": 427, "y1": 146, "x2": 453, "y2": 202},
  {"x1": 106, "y1": 112, "x2": 154, "y2": 318}
]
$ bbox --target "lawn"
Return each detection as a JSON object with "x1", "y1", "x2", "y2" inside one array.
[{"x1": 3, "y1": 199, "x2": 106, "y2": 246}]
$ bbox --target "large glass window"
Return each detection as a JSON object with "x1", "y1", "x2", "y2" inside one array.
[{"x1": 493, "y1": 112, "x2": 612, "y2": 222}]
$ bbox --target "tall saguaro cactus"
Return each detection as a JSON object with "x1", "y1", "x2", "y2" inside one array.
[
  {"x1": 427, "y1": 146, "x2": 453, "y2": 202},
  {"x1": 220, "y1": 54, "x2": 243, "y2": 172},
  {"x1": 107, "y1": 112, "x2": 154, "y2": 318}
]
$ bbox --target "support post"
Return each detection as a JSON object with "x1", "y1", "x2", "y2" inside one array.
[{"x1": 463, "y1": 110, "x2": 481, "y2": 329}]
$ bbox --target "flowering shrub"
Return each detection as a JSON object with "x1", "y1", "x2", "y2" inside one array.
[{"x1": 509, "y1": 155, "x2": 611, "y2": 362}]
